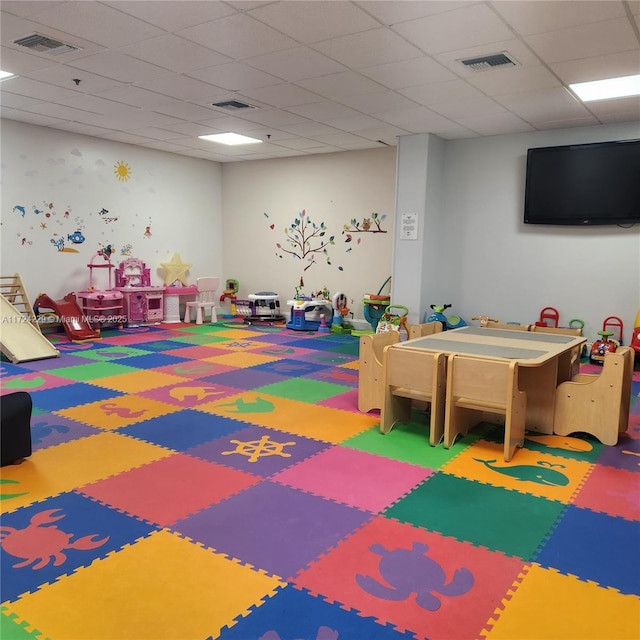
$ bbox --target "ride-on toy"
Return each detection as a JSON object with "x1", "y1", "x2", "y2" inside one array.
[
  {"x1": 426, "y1": 304, "x2": 467, "y2": 331},
  {"x1": 590, "y1": 316, "x2": 623, "y2": 364},
  {"x1": 376, "y1": 304, "x2": 409, "y2": 335}
]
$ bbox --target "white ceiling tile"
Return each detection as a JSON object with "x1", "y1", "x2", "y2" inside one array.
[
  {"x1": 456, "y1": 111, "x2": 535, "y2": 136},
  {"x1": 429, "y1": 96, "x2": 507, "y2": 120},
  {"x1": 355, "y1": 1, "x2": 475, "y2": 25},
  {"x1": 285, "y1": 101, "x2": 363, "y2": 121},
  {"x1": 312, "y1": 28, "x2": 424, "y2": 69},
  {"x1": 496, "y1": 86, "x2": 596, "y2": 123},
  {"x1": 103, "y1": 0, "x2": 236, "y2": 32},
  {"x1": 550, "y1": 50, "x2": 640, "y2": 85},
  {"x1": 188, "y1": 62, "x2": 283, "y2": 91},
  {"x1": 399, "y1": 79, "x2": 486, "y2": 107},
  {"x1": 247, "y1": 1, "x2": 380, "y2": 43},
  {"x1": 119, "y1": 35, "x2": 231, "y2": 73},
  {"x1": 66, "y1": 52, "x2": 173, "y2": 84},
  {"x1": 238, "y1": 84, "x2": 325, "y2": 109},
  {"x1": 96, "y1": 85, "x2": 186, "y2": 110},
  {"x1": 525, "y1": 18, "x2": 639, "y2": 64},
  {"x1": 491, "y1": 0, "x2": 627, "y2": 36},
  {"x1": 21, "y1": 67, "x2": 123, "y2": 94},
  {"x1": 26, "y1": 1, "x2": 165, "y2": 48},
  {"x1": 467, "y1": 65, "x2": 561, "y2": 96},
  {"x1": 244, "y1": 47, "x2": 347, "y2": 82},
  {"x1": 1, "y1": 0, "x2": 638, "y2": 162},
  {"x1": 359, "y1": 57, "x2": 457, "y2": 90},
  {"x1": 177, "y1": 13, "x2": 297, "y2": 59},
  {"x1": 135, "y1": 74, "x2": 227, "y2": 102},
  {"x1": 0, "y1": 45, "x2": 58, "y2": 75},
  {"x1": 1, "y1": 76, "x2": 81, "y2": 101},
  {"x1": 323, "y1": 114, "x2": 393, "y2": 133},
  {"x1": 336, "y1": 90, "x2": 421, "y2": 115},
  {"x1": 393, "y1": 4, "x2": 515, "y2": 55},
  {"x1": 296, "y1": 71, "x2": 386, "y2": 100}
]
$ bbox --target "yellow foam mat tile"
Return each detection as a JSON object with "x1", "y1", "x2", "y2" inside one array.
[
  {"x1": 1, "y1": 432, "x2": 172, "y2": 514},
  {"x1": 340, "y1": 360, "x2": 360, "y2": 370},
  {"x1": 201, "y1": 352, "x2": 282, "y2": 367},
  {"x1": 205, "y1": 328, "x2": 267, "y2": 339},
  {"x1": 443, "y1": 440, "x2": 592, "y2": 502},
  {"x1": 199, "y1": 392, "x2": 378, "y2": 443},
  {"x1": 4, "y1": 529, "x2": 285, "y2": 640},
  {"x1": 58, "y1": 395, "x2": 180, "y2": 429},
  {"x1": 89, "y1": 370, "x2": 190, "y2": 393},
  {"x1": 481, "y1": 563, "x2": 640, "y2": 639}
]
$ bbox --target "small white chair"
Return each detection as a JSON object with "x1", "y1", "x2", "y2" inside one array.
[{"x1": 183, "y1": 277, "x2": 219, "y2": 324}]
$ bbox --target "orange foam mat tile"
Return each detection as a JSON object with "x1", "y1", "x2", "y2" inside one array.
[
  {"x1": 198, "y1": 392, "x2": 379, "y2": 443},
  {"x1": 480, "y1": 563, "x2": 640, "y2": 639},
  {"x1": 3, "y1": 529, "x2": 285, "y2": 640},
  {"x1": 57, "y1": 395, "x2": 181, "y2": 429},
  {"x1": 201, "y1": 352, "x2": 282, "y2": 368},
  {"x1": 1, "y1": 432, "x2": 172, "y2": 514},
  {"x1": 442, "y1": 440, "x2": 592, "y2": 503},
  {"x1": 88, "y1": 370, "x2": 190, "y2": 393}
]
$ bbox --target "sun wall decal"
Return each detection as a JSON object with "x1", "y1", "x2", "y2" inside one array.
[{"x1": 114, "y1": 161, "x2": 132, "y2": 182}]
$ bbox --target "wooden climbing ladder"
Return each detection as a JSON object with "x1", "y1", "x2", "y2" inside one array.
[{"x1": 0, "y1": 273, "x2": 41, "y2": 333}]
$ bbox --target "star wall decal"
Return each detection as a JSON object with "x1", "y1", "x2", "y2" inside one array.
[{"x1": 160, "y1": 253, "x2": 192, "y2": 286}]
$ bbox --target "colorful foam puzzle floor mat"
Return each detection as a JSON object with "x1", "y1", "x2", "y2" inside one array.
[{"x1": 1, "y1": 322, "x2": 639, "y2": 640}]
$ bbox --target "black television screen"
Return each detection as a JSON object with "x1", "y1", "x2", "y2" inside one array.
[{"x1": 524, "y1": 140, "x2": 640, "y2": 226}]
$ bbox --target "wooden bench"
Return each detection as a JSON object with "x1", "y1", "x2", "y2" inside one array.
[{"x1": 444, "y1": 354, "x2": 526, "y2": 461}]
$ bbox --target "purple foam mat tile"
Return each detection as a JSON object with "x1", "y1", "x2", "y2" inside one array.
[
  {"x1": 597, "y1": 434, "x2": 640, "y2": 471},
  {"x1": 186, "y1": 424, "x2": 329, "y2": 477},
  {"x1": 173, "y1": 480, "x2": 371, "y2": 579},
  {"x1": 16, "y1": 353, "x2": 94, "y2": 371},
  {"x1": 198, "y1": 368, "x2": 288, "y2": 391},
  {"x1": 31, "y1": 414, "x2": 100, "y2": 449}
]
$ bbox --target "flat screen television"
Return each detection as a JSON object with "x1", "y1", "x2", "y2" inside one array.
[{"x1": 524, "y1": 139, "x2": 640, "y2": 226}]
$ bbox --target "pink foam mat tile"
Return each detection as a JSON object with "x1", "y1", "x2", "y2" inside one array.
[
  {"x1": 572, "y1": 464, "x2": 640, "y2": 520},
  {"x1": 293, "y1": 514, "x2": 526, "y2": 640},
  {"x1": 317, "y1": 388, "x2": 361, "y2": 412},
  {"x1": 0, "y1": 372, "x2": 76, "y2": 393},
  {"x1": 79, "y1": 452, "x2": 261, "y2": 526},
  {"x1": 273, "y1": 446, "x2": 433, "y2": 513}
]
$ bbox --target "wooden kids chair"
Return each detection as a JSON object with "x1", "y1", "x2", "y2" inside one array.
[
  {"x1": 408, "y1": 320, "x2": 443, "y2": 340},
  {"x1": 183, "y1": 277, "x2": 219, "y2": 324},
  {"x1": 358, "y1": 331, "x2": 401, "y2": 412},
  {"x1": 380, "y1": 345, "x2": 446, "y2": 445},
  {"x1": 444, "y1": 354, "x2": 526, "y2": 461},
  {"x1": 553, "y1": 346, "x2": 633, "y2": 446}
]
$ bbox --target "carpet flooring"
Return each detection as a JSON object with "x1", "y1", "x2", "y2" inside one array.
[{"x1": 1, "y1": 321, "x2": 639, "y2": 640}]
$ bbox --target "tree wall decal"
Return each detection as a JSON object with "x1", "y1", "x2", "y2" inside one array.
[{"x1": 275, "y1": 209, "x2": 335, "y2": 271}]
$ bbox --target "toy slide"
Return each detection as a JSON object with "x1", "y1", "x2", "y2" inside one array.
[
  {"x1": 0, "y1": 293, "x2": 60, "y2": 364},
  {"x1": 34, "y1": 293, "x2": 100, "y2": 342}
]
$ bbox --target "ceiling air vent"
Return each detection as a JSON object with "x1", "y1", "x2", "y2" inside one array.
[
  {"x1": 460, "y1": 52, "x2": 517, "y2": 72},
  {"x1": 211, "y1": 100, "x2": 257, "y2": 111},
  {"x1": 14, "y1": 33, "x2": 79, "y2": 55}
]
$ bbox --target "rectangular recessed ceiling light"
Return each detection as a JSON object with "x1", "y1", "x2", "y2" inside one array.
[
  {"x1": 570, "y1": 74, "x2": 640, "y2": 101},
  {"x1": 0, "y1": 69, "x2": 15, "y2": 80},
  {"x1": 198, "y1": 133, "x2": 262, "y2": 146}
]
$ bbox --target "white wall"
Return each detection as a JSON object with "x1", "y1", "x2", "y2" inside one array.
[
  {"x1": 1, "y1": 120, "x2": 222, "y2": 303},
  {"x1": 221, "y1": 147, "x2": 397, "y2": 319},
  {"x1": 439, "y1": 123, "x2": 640, "y2": 342}
]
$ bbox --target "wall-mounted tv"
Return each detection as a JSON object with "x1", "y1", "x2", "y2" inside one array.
[{"x1": 524, "y1": 139, "x2": 640, "y2": 226}]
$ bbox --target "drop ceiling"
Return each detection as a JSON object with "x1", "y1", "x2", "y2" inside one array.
[{"x1": 1, "y1": 0, "x2": 639, "y2": 163}]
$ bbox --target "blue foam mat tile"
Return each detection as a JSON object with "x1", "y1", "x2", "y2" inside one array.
[
  {"x1": 28, "y1": 384, "x2": 123, "y2": 412},
  {"x1": 217, "y1": 585, "x2": 416, "y2": 640},
  {"x1": 0, "y1": 491, "x2": 156, "y2": 602},
  {"x1": 533, "y1": 504, "x2": 640, "y2": 595}
]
